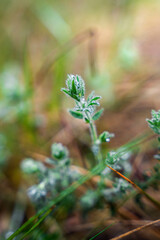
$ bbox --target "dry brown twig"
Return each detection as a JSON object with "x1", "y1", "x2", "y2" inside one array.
[
  {"x1": 36, "y1": 28, "x2": 97, "y2": 84},
  {"x1": 110, "y1": 218, "x2": 160, "y2": 240},
  {"x1": 106, "y1": 164, "x2": 160, "y2": 210}
]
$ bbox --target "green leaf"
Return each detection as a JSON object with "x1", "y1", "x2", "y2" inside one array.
[
  {"x1": 91, "y1": 96, "x2": 101, "y2": 101},
  {"x1": 84, "y1": 117, "x2": 90, "y2": 123},
  {"x1": 146, "y1": 109, "x2": 160, "y2": 135},
  {"x1": 66, "y1": 75, "x2": 73, "y2": 90},
  {"x1": 72, "y1": 94, "x2": 80, "y2": 102},
  {"x1": 92, "y1": 108, "x2": 104, "y2": 121},
  {"x1": 87, "y1": 91, "x2": 95, "y2": 103},
  {"x1": 147, "y1": 120, "x2": 153, "y2": 125},
  {"x1": 51, "y1": 143, "x2": 69, "y2": 160},
  {"x1": 99, "y1": 131, "x2": 114, "y2": 142},
  {"x1": 61, "y1": 88, "x2": 71, "y2": 97},
  {"x1": 154, "y1": 154, "x2": 160, "y2": 161},
  {"x1": 88, "y1": 102, "x2": 99, "y2": 106},
  {"x1": 69, "y1": 110, "x2": 83, "y2": 119},
  {"x1": 21, "y1": 158, "x2": 45, "y2": 174},
  {"x1": 71, "y1": 78, "x2": 77, "y2": 95},
  {"x1": 106, "y1": 151, "x2": 120, "y2": 165}
]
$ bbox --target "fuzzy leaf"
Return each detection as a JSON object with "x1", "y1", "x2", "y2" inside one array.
[
  {"x1": 61, "y1": 88, "x2": 71, "y2": 97},
  {"x1": 51, "y1": 143, "x2": 69, "y2": 160},
  {"x1": 88, "y1": 102, "x2": 99, "y2": 107},
  {"x1": 91, "y1": 96, "x2": 101, "y2": 102},
  {"x1": 84, "y1": 118, "x2": 90, "y2": 123},
  {"x1": 66, "y1": 75, "x2": 73, "y2": 90},
  {"x1": 146, "y1": 109, "x2": 160, "y2": 134},
  {"x1": 106, "y1": 151, "x2": 120, "y2": 165},
  {"x1": 87, "y1": 91, "x2": 95, "y2": 103},
  {"x1": 92, "y1": 108, "x2": 104, "y2": 120},
  {"x1": 99, "y1": 131, "x2": 114, "y2": 142},
  {"x1": 71, "y1": 78, "x2": 77, "y2": 95},
  {"x1": 69, "y1": 110, "x2": 83, "y2": 119},
  {"x1": 154, "y1": 154, "x2": 160, "y2": 160},
  {"x1": 72, "y1": 94, "x2": 80, "y2": 102},
  {"x1": 147, "y1": 120, "x2": 154, "y2": 125}
]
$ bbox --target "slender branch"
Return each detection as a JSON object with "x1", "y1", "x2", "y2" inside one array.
[
  {"x1": 36, "y1": 29, "x2": 97, "y2": 84},
  {"x1": 106, "y1": 164, "x2": 160, "y2": 210},
  {"x1": 84, "y1": 110, "x2": 102, "y2": 164},
  {"x1": 89, "y1": 120, "x2": 98, "y2": 143},
  {"x1": 84, "y1": 110, "x2": 98, "y2": 144},
  {"x1": 110, "y1": 219, "x2": 160, "y2": 240}
]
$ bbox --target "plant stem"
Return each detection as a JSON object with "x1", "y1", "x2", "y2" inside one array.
[
  {"x1": 83, "y1": 110, "x2": 97, "y2": 143},
  {"x1": 84, "y1": 110, "x2": 97, "y2": 143},
  {"x1": 85, "y1": 110, "x2": 105, "y2": 196},
  {"x1": 86, "y1": 111, "x2": 102, "y2": 164},
  {"x1": 110, "y1": 219, "x2": 160, "y2": 240},
  {"x1": 89, "y1": 120, "x2": 98, "y2": 143},
  {"x1": 107, "y1": 164, "x2": 160, "y2": 210}
]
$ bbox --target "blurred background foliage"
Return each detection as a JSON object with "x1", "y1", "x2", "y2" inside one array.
[{"x1": 0, "y1": 0, "x2": 160, "y2": 239}]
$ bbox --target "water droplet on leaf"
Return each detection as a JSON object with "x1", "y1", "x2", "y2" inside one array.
[{"x1": 106, "y1": 138, "x2": 110, "y2": 142}]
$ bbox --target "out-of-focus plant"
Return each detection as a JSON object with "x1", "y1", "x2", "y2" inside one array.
[
  {"x1": 21, "y1": 75, "x2": 131, "y2": 218},
  {"x1": 146, "y1": 110, "x2": 160, "y2": 136},
  {"x1": 21, "y1": 143, "x2": 80, "y2": 212},
  {"x1": 20, "y1": 75, "x2": 131, "y2": 222},
  {"x1": 0, "y1": 65, "x2": 30, "y2": 122},
  {"x1": 9, "y1": 75, "x2": 160, "y2": 240},
  {"x1": 146, "y1": 109, "x2": 160, "y2": 176},
  {"x1": 146, "y1": 110, "x2": 160, "y2": 162},
  {"x1": 0, "y1": 134, "x2": 10, "y2": 169},
  {"x1": 118, "y1": 38, "x2": 139, "y2": 71},
  {"x1": 132, "y1": 110, "x2": 160, "y2": 210},
  {"x1": 62, "y1": 75, "x2": 132, "y2": 214}
]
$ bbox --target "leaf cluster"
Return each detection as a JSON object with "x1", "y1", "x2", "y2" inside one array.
[
  {"x1": 146, "y1": 110, "x2": 160, "y2": 135},
  {"x1": 21, "y1": 143, "x2": 80, "y2": 211},
  {"x1": 61, "y1": 74, "x2": 85, "y2": 102},
  {"x1": 62, "y1": 75, "x2": 104, "y2": 123}
]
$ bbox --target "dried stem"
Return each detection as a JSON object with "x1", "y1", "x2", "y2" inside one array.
[
  {"x1": 111, "y1": 219, "x2": 160, "y2": 240},
  {"x1": 106, "y1": 164, "x2": 160, "y2": 210}
]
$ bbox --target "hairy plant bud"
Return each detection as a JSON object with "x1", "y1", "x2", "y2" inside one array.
[
  {"x1": 51, "y1": 143, "x2": 69, "y2": 160},
  {"x1": 146, "y1": 110, "x2": 160, "y2": 135}
]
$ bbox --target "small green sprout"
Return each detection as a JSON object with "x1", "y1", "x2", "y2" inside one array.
[
  {"x1": 146, "y1": 110, "x2": 160, "y2": 135},
  {"x1": 51, "y1": 143, "x2": 69, "y2": 160},
  {"x1": 61, "y1": 74, "x2": 85, "y2": 102},
  {"x1": 80, "y1": 190, "x2": 99, "y2": 211},
  {"x1": 21, "y1": 143, "x2": 80, "y2": 211},
  {"x1": 21, "y1": 158, "x2": 45, "y2": 174},
  {"x1": 106, "y1": 151, "x2": 120, "y2": 165},
  {"x1": 102, "y1": 178, "x2": 130, "y2": 202},
  {"x1": 99, "y1": 131, "x2": 115, "y2": 143},
  {"x1": 61, "y1": 75, "x2": 103, "y2": 124}
]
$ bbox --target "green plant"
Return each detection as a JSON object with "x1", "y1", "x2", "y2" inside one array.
[
  {"x1": 7, "y1": 75, "x2": 160, "y2": 240},
  {"x1": 146, "y1": 110, "x2": 160, "y2": 135},
  {"x1": 62, "y1": 74, "x2": 114, "y2": 163},
  {"x1": 13, "y1": 75, "x2": 129, "y2": 239},
  {"x1": 21, "y1": 143, "x2": 80, "y2": 213},
  {"x1": 145, "y1": 109, "x2": 160, "y2": 183}
]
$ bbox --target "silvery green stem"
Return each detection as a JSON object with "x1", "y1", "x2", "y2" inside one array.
[
  {"x1": 85, "y1": 111, "x2": 97, "y2": 143},
  {"x1": 85, "y1": 110, "x2": 102, "y2": 164}
]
